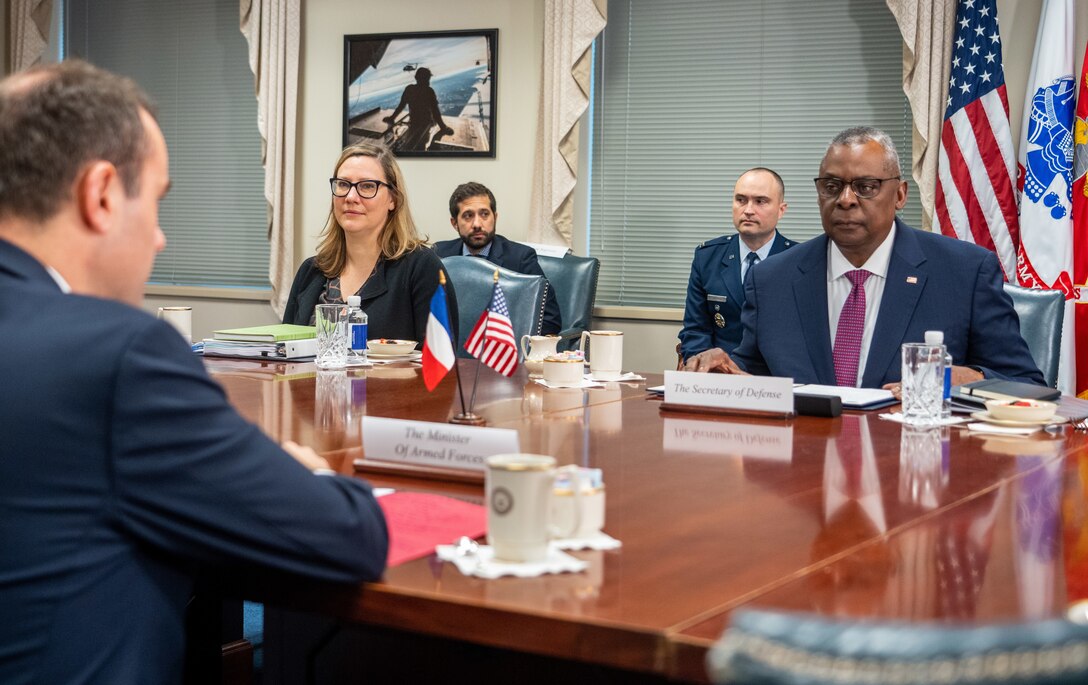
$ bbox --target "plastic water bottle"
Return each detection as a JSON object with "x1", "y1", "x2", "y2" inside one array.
[
  {"x1": 924, "y1": 330, "x2": 952, "y2": 419},
  {"x1": 346, "y1": 295, "x2": 368, "y2": 364}
]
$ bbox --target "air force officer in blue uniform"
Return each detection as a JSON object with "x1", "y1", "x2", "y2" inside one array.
[{"x1": 679, "y1": 168, "x2": 796, "y2": 362}]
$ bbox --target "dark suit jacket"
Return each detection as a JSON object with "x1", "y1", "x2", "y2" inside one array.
[
  {"x1": 731, "y1": 219, "x2": 1044, "y2": 387},
  {"x1": 282, "y1": 247, "x2": 456, "y2": 344},
  {"x1": 433, "y1": 234, "x2": 562, "y2": 335},
  {"x1": 679, "y1": 230, "x2": 795, "y2": 359},
  {"x1": 0, "y1": 239, "x2": 388, "y2": 685}
]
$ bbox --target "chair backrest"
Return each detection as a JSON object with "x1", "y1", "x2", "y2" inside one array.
[
  {"x1": 441, "y1": 256, "x2": 549, "y2": 358},
  {"x1": 708, "y1": 609, "x2": 1088, "y2": 685},
  {"x1": 1004, "y1": 283, "x2": 1064, "y2": 388},
  {"x1": 537, "y1": 254, "x2": 600, "y2": 349}
]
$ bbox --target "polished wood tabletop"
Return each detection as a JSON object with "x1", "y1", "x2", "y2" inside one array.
[{"x1": 204, "y1": 357, "x2": 1088, "y2": 683}]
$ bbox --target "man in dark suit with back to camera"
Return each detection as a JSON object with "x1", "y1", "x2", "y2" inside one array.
[
  {"x1": 0, "y1": 61, "x2": 388, "y2": 684},
  {"x1": 433, "y1": 181, "x2": 562, "y2": 335},
  {"x1": 684, "y1": 126, "x2": 1043, "y2": 390},
  {"x1": 679, "y1": 167, "x2": 796, "y2": 363}
]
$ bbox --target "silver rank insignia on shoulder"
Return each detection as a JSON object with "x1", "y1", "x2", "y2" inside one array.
[{"x1": 714, "y1": 312, "x2": 725, "y2": 328}]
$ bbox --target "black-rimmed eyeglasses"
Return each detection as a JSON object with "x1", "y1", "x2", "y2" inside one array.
[
  {"x1": 329, "y1": 177, "x2": 394, "y2": 199},
  {"x1": 813, "y1": 176, "x2": 900, "y2": 200}
]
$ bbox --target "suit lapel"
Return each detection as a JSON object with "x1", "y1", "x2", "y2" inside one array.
[
  {"x1": 793, "y1": 236, "x2": 836, "y2": 384},
  {"x1": 862, "y1": 220, "x2": 927, "y2": 387},
  {"x1": 489, "y1": 235, "x2": 506, "y2": 265},
  {"x1": 359, "y1": 258, "x2": 389, "y2": 302}
]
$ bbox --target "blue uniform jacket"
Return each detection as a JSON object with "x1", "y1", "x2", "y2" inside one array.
[{"x1": 679, "y1": 231, "x2": 795, "y2": 360}]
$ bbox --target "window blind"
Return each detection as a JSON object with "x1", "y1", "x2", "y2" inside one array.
[
  {"x1": 65, "y1": 0, "x2": 270, "y2": 288},
  {"x1": 588, "y1": 0, "x2": 921, "y2": 308}
]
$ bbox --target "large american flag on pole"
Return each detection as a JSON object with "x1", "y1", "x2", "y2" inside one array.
[
  {"x1": 934, "y1": 0, "x2": 1019, "y2": 281},
  {"x1": 464, "y1": 281, "x2": 519, "y2": 376}
]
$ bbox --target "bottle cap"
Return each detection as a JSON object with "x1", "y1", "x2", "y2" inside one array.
[
  {"x1": 347, "y1": 295, "x2": 361, "y2": 307},
  {"x1": 924, "y1": 330, "x2": 944, "y2": 345}
]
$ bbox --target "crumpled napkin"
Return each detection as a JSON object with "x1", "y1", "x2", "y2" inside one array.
[
  {"x1": 435, "y1": 543, "x2": 588, "y2": 579},
  {"x1": 532, "y1": 378, "x2": 605, "y2": 389},
  {"x1": 878, "y1": 412, "x2": 969, "y2": 426},
  {"x1": 585, "y1": 372, "x2": 646, "y2": 383},
  {"x1": 964, "y1": 422, "x2": 1040, "y2": 436},
  {"x1": 554, "y1": 531, "x2": 622, "y2": 551}
]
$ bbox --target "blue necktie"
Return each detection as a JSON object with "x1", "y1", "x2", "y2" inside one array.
[{"x1": 743, "y1": 252, "x2": 760, "y2": 286}]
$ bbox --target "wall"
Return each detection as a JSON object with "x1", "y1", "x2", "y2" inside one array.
[
  {"x1": 299, "y1": 0, "x2": 543, "y2": 255},
  {"x1": 583, "y1": 0, "x2": 1088, "y2": 375},
  {"x1": 146, "y1": 0, "x2": 544, "y2": 338},
  {"x1": 148, "y1": 0, "x2": 1088, "y2": 373}
]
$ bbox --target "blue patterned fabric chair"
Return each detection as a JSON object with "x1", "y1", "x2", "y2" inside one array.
[
  {"x1": 537, "y1": 254, "x2": 600, "y2": 351},
  {"x1": 708, "y1": 609, "x2": 1088, "y2": 685},
  {"x1": 441, "y1": 256, "x2": 549, "y2": 358}
]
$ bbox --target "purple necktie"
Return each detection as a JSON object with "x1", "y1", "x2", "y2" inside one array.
[{"x1": 833, "y1": 269, "x2": 871, "y2": 387}]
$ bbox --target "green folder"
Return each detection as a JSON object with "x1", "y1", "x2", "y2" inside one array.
[{"x1": 212, "y1": 324, "x2": 316, "y2": 342}]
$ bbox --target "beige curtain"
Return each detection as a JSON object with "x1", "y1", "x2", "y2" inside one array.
[
  {"x1": 885, "y1": 0, "x2": 957, "y2": 232},
  {"x1": 10, "y1": 0, "x2": 52, "y2": 72},
  {"x1": 240, "y1": 0, "x2": 299, "y2": 318},
  {"x1": 528, "y1": 0, "x2": 607, "y2": 247}
]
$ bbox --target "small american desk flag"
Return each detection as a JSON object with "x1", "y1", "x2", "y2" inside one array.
[
  {"x1": 465, "y1": 280, "x2": 519, "y2": 376},
  {"x1": 935, "y1": 0, "x2": 1019, "y2": 281}
]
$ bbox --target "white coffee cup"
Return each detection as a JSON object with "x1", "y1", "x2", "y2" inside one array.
[
  {"x1": 157, "y1": 306, "x2": 192, "y2": 342},
  {"x1": 542, "y1": 355, "x2": 584, "y2": 387},
  {"x1": 552, "y1": 477, "x2": 605, "y2": 540},
  {"x1": 485, "y1": 454, "x2": 582, "y2": 563},
  {"x1": 579, "y1": 330, "x2": 623, "y2": 380}
]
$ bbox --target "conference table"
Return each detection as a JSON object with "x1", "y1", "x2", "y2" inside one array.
[{"x1": 204, "y1": 356, "x2": 1088, "y2": 683}]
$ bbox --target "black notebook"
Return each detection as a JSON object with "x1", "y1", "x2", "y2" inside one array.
[{"x1": 952, "y1": 379, "x2": 1059, "y2": 410}]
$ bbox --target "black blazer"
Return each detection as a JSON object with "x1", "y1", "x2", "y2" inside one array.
[
  {"x1": 283, "y1": 247, "x2": 457, "y2": 344},
  {"x1": 433, "y1": 234, "x2": 561, "y2": 335}
]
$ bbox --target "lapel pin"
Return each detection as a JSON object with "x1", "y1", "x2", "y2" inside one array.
[{"x1": 906, "y1": 276, "x2": 918, "y2": 284}]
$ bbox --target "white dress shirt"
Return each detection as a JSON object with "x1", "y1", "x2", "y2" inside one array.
[{"x1": 827, "y1": 222, "x2": 896, "y2": 386}]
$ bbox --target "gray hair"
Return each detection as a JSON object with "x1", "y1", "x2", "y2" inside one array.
[
  {"x1": 0, "y1": 60, "x2": 154, "y2": 222},
  {"x1": 826, "y1": 126, "x2": 901, "y2": 176}
]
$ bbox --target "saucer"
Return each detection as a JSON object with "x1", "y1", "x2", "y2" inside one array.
[
  {"x1": 366, "y1": 350, "x2": 422, "y2": 360},
  {"x1": 970, "y1": 411, "x2": 1067, "y2": 427}
]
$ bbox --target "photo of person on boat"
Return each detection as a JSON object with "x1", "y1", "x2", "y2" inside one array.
[{"x1": 344, "y1": 30, "x2": 496, "y2": 157}]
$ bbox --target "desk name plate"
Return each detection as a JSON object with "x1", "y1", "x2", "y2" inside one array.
[
  {"x1": 661, "y1": 370, "x2": 794, "y2": 417},
  {"x1": 358, "y1": 417, "x2": 520, "y2": 481}
]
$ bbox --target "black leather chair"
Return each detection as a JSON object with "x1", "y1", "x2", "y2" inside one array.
[
  {"x1": 1004, "y1": 283, "x2": 1064, "y2": 388},
  {"x1": 441, "y1": 256, "x2": 549, "y2": 358},
  {"x1": 708, "y1": 609, "x2": 1088, "y2": 685},
  {"x1": 537, "y1": 254, "x2": 600, "y2": 351}
]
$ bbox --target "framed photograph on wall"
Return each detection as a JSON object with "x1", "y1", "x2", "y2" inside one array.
[{"x1": 343, "y1": 29, "x2": 497, "y2": 158}]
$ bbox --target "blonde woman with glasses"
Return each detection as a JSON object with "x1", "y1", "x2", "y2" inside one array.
[{"x1": 283, "y1": 142, "x2": 455, "y2": 344}]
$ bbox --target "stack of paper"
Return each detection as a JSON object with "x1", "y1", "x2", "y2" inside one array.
[{"x1": 202, "y1": 324, "x2": 317, "y2": 360}]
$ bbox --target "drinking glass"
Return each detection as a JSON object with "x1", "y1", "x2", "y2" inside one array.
[
  {"x1": 901, "y1": 343, "x2": 945, "y2": 426},
  {"x1": 315, "y1": 303, "x2": 348, "y2": 369}
]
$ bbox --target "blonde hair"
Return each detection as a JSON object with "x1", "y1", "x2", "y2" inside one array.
[{"x1": 314, "y1": 142, "x2": 427, "y2": 276}]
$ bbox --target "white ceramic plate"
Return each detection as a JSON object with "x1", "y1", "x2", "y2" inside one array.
[
  {"x1": 368, "y1": 340, "x2": 418, "y2": 355},
  {"x1": 366, "y1": 350, "x2": 422, "y2": 360},
  {"x1": 970, "y1": 411, "x2": 1068, "y2": 427}
]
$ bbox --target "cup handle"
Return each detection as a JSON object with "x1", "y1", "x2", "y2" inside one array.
[
  {"x1": 521, "y1": 334, "x2": 530, "y2": 359},
  {"x1": 553, "y1": 465, "x2": 583, "y2": 540},
  {"x1": 579, "y1": 331, "x2": 590, "y2": 361}
]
